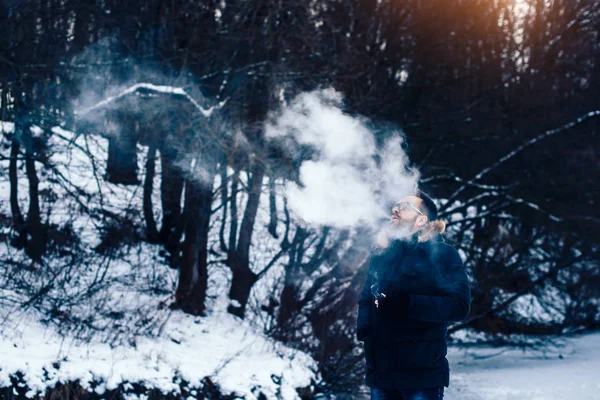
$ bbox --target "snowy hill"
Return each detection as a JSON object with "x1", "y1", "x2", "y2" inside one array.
[
  {"x1": 0, "y1": 307, "x2": 316, "y2": 399},
  {"x1": 0, "y1": 122, "x2": 318, "y2": 399}
]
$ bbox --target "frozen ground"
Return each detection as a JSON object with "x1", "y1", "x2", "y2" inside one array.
[
  {"x1": 355, "y1": 333, "x2": 600, "y2": 400},
  {"x1": 445, "y1": 332, "x2": 600, "y2": 400},
  {"x1": 0, "y1": 309, "x2": 317, "y2": 399}
]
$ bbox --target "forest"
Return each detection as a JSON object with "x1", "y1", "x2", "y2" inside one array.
[{"x1": 1, "y1": 0, "x2": 599, "y2": 398}]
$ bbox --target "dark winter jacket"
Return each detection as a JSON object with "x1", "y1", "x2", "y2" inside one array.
[{"x1": 356, "y1": 232, "x2": 471, "y2": 390}]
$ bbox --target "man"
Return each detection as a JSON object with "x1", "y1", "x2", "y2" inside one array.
[{"x1": 356, "y1": 191, "x2": 471, "y2": 400}]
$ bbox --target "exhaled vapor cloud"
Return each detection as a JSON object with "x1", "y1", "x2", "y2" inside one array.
[{"x1": 265, "y1": 89, "x2": 420, "y2": 229}]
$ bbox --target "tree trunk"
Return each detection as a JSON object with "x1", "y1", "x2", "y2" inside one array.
[
  {"x1": 105, "y1": 124, "x2": 138, "y2": 185},
  {"x1": 22, "y1": 124, "x2": 44, "y2": 261},
  {"x1": 237, "y1": 163, "x2": 265, "y2": 267},
  {"x1": 268, "y1": 177, "x2": 278, "y2": 238},
  {"x1": 227, "y1": 168, "x2": 240, "y2": 263},
  {"x1": 159, "y1": 149, "x2": 185, "y2": 264},
  {"x1": 276, "y1": 227, "x2": 307, "y2": 332},
  {"x1": 1, "y1": 83, "x2": 7, "y2": 120},
  {"x1": 227, "y1": 162, "x2": 265, "y2": 318},
  {"x1": 218, "y1": 160, "x2": 229, "y2": 253},
  {"x1": 143, "y1": 145, "x2": 160, "y2": 243},
  {"x1": 174, "y1": 156, "x2": 217, "y2": 315},
  {"x1": 277, "y1": 282, "x2": 299, "y2": 333},
  {"x1": 73, "y1": 0, "x2": 91, "y2": 50},
  {"x1": 9, "y1": 132, "x2": 26, "y2": 248},
  {"x1": 227, "y1": 263, "x2": 258, "y2": 318}
]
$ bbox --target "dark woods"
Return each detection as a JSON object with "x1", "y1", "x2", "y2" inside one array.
[{"x1": 1, "y1": 0, "x2": 599, "y2": 394}]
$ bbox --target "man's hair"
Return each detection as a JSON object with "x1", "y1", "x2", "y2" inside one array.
[{"x1": 416, "y1": 190, "x2": 438, "y2": 220}]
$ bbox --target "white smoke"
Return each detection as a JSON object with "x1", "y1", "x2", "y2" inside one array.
[{"x1": 265, "y1": 89, "x2": 420, "y2": 228}]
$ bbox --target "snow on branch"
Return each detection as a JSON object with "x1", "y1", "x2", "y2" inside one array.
[{"x1": 76, "y1": 83, "x2": 228, "y2": 118}]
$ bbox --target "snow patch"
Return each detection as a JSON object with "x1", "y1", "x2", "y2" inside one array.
[
  {"x1": 1, "y1": 121, "x2": 15, "y2": 133},
  {"x1": 0, "y1": 311, "x2": 317, "y2": 399},
  {"x1": 446, "y1": 333, "x2": 600, "y2": 400}
]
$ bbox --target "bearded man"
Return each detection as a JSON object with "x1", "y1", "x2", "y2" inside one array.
[{"x1": 356, "y1": 191, "x2": 471, "y2": 400}]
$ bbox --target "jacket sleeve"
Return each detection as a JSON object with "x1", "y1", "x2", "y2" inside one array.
[
  {"x1": 356, "y1": 258, "x2": 375, "y2": 341},
  {"x1": 406, "y1": 247, "x2": 471, "y2": 323}
]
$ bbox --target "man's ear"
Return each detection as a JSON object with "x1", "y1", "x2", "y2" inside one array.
[{"x1": 416, "y1": 215, "x2": 428, "y2": 227}]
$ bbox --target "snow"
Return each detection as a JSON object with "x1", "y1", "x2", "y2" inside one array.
[
  {"x1": 75, "y1": 83, "x2": 227, "y2": 118},
  {"x1": 354, "y1": 333, "x2": 600, "y2": 400},
  {"x1": 30, "y1": 125, "x2": 43, "y2": 136},
  {"x1": 0, "y1": 308, "x2": 317, "y2": 399},
  {"x1": 510, "y1": 292, "x2": 566, "y2": 325},
  {"x1": 1, "y1": 121, "x2": 15, "y2": 133},
  {"x1": 445, "y1": 333, "x2": 600, "y2": 400},
  {"x1": 0, "y1": 234, "x2": 317, "y2": 399}
]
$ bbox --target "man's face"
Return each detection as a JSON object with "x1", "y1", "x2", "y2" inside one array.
[{"x1": 390, "y1": 195, "x2": 426, "y2": 229}]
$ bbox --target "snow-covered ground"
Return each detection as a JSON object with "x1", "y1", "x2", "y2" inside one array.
[
  {"x1": 445, "y1": 333, "x2": 600, "y2": 400},
  {"x1": 355, "y1": 333, "x2": 600, "y2": 400},
  {"x1": 0, "y1": 308, "x2": 317, "y2": 399}
]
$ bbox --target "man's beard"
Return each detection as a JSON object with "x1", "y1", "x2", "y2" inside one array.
[{"x1": 388, "y1": 216, "x2": 417, "y2": 240}]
